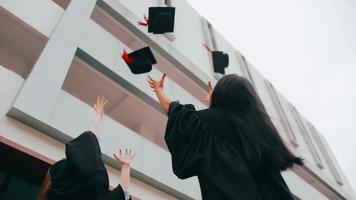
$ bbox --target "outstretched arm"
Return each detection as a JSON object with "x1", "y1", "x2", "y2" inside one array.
[
  {"x1": 113, "y1": 149, "x2": 135, "y2": 198},
  {"x1": 147, "y1": 73, "x2": 172, "y2": 114},
  {"x1": 204, "y1": 81, "x2": 213, "y2": 106},
  {"x1": 88, "y1": 96, "x2": 108, "y2": 136}
]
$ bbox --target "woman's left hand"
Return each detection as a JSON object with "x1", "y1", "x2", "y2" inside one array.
[{"x1": 113, "y1": 149, "x2": 135, "y2": 166}]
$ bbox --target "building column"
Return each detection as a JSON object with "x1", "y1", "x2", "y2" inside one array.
[{"x1": 10, "y1": 0, "x2": 97, "y2": 123}]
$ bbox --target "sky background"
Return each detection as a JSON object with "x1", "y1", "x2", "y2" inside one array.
[{"x1": 186, "y1": 0, "x2": 356, "y2": 193}]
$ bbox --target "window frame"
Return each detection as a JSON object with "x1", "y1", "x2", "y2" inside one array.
[
  {"x1": 238, "y1": 53, "x2": 256, "y2": 87},
  {"x1": 307, "y1": 123, "x2": 343, "y2": 185},
  {"x1": 290, "y1": 105, "x2": 324, "y2": 169},
  {"x1": 264, "y1": 80, "x2": 299, "y2": 147},
  {"x1": 200, "y1": 18, "x2": 223, "y2": 80}
]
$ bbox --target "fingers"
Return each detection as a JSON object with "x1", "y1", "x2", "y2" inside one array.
[
  {"x1": 103, "y1": 98, "x2": 108, "y2": 107},
  {"x1": 115, "y1": 149, "x2": 135, "y2": 158},
  {"x1": 147, "y1": 75, "x2": 156, "y2": 83},
  {"x1": 147, "y1": 73, "x2": 166, "y2": 83},
  {"x1": 161, "y1": 73, "x2": 166, "y2": 82},
  {"x1": 99, "y1": 96, "x2": 106, "y2": 106},
  {"x1": 147, "y1": 75, "x2": 156, "y2": 90},
  {"x1": 117, "y1": 148, "x2": 132, "y2": 155},
  {"x1": 208, "y1": 81, "x2": 213, "y2": 93},
  {"x1": 147, "y1": 78, "x2": 154, "y2": 88},
  {"x1": 147, "y1": 77, "x2": 153, "y2": 84},
  {"x1": 147, "y1": 75, "x2": 161, "y2": 91},
  {"x1": 95, "y1": 96, "x2": 108, "y2": 108},
  {"x1": 159, "y1": 73, "x2": 166, "y2": 87}
]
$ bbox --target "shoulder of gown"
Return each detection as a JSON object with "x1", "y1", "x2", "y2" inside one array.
[{"x1": 165, "y1": 101, "x2": 211, "y2": 179}]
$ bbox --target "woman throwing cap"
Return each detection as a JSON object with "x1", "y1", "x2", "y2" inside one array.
[{"x1": 147, "y1": 73, "x2": 303, "y2": 200}]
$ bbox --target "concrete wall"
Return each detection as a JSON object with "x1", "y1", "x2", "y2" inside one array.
[{"x1": 0, "y1": 0, "x2": 355, "y2": 199}]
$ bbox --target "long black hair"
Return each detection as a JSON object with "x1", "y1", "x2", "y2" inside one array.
[{"x1": 210, "y1": 74, "x2": 303, "y2": 173}]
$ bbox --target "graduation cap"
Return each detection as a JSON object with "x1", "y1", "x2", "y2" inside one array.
[
  {"x1": 121, "y1": 47, "x2": 157, "y2": 74},
  {"x1": 202, "y1": 43, "x2": 229, "y2": 74},
  {"x1": 212, "y1": 51, "x2": 229, "y2": 74},
  {"x1": 139, "y1": 7, "x2": 175, "y2": 34}
]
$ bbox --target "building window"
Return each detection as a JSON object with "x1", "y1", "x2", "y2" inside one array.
[
  {"x1": 206, "y1": 22, "x2": 218, "y2": 50},
  {"x1": 307, "y1": 123, "x2": 343, "y2": 185},
  {"x1": 264, "y1": 80, "x2": 299, "y2": 147},
  {"x1": 201, "y1": 18, "x2": 223, "y2": 79},
  {"x1": 290, "y1": 105, "x2": 324, "y2": 169},
  {"x1": 239, "y1": 53, "x2": 256, "y2": 87},
  {"x1": 201, "y1": 18, "x2": 216, "y2": 49}
]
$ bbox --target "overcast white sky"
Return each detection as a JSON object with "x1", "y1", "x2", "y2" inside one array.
[{"x1": 186, "y1": 0, "x2": 356, "y2": 194}]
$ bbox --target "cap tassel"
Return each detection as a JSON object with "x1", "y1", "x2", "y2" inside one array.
[
  {"x1": 202, "y1": 43, "x2": 212, "y2": 52},
  {"x1": 138, "y1": 15, "x2": 149, "y2": 26},
  {"x1": 121, "y1": 49, "x2": 134, "y2": 64}
]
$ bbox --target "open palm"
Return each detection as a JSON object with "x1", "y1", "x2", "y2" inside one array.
[
  {"x1": 113, "y1": 149, "x2": 135, "y2": 166},
  {"x1": 147, "y1": 73, "x2": 166, "y2": 92},
  {"x1": 93, "y1": 96, "x2": 108, "y2": 118}
]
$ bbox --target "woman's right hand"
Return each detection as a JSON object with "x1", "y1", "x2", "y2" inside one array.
[
  {"x1": 147, "y1": 73, "x2": 166, "y2": 92},
  {"x1": 147, "y1": 73, "x2": 172, "y2": 114},
  {"x1": 204, "y1": 81, "x2": 213, "y2": 105},
  {"x1": 113, "y1": 149, "x2": 135, "y2": 166}
]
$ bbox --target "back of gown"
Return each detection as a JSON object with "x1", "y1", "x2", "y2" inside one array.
[{"x1": 165, "y1": 101, "x2": 295, "y2": 200}]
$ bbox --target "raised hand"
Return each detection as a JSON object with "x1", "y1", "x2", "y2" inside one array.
[
  {"x1": 147, "y1": 73, "x2": 166, "y2": 92},
  {"x1": 204, "y1": 81, "x2": 214, "y2": 105},
  {"x1": 93, "y1": 96, "x2": 108, "y2": 119},
  {"x1": 147, "y1": 73, "x2": 172, "y2": 113},
  {"x1": 113, "y1": 149, "x2": 135, "y2": 166}
]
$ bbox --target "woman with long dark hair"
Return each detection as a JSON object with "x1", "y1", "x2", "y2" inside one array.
[
  {"x1": 147, "y1": 73, "x2": 303, "y2": 200},
  {"x1": 38, "y1": 96, "x2": 135, "y2": 200}
]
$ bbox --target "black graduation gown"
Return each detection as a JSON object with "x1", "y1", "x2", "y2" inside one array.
[
  {"x1": 48, "y1": 131, "x2": 129, "y2": 200},
  {"x1": 165, "y1": 101, "x2": 295, "y2": 200}
]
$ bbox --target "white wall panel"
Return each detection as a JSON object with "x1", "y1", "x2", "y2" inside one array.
[{"x1": 0, "y1": 0, "x2": 63, "y2": 37}]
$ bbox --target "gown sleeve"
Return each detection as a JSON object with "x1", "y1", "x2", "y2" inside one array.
[
  {"x1": 100, "y1": 184, "x2": 131, "y2": 200},
  {"x1": 165, "y1": 101, "x2": 208, "y2": 179}
]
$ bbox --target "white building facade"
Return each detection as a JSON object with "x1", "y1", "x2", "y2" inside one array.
[{"x1": 0, "y1": 0, "x2": 355, "y2": 199}]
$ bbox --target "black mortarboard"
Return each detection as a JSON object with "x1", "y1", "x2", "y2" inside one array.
[
  {"x1": 148, "y1": 7, "x2": 175, "y2": 34},
  {"x1": 122, "y1": 47, "x2": 157, "y2": 74},
  {"x1": 212, "y1": 51, "x2": 229, "y2": 74}
]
